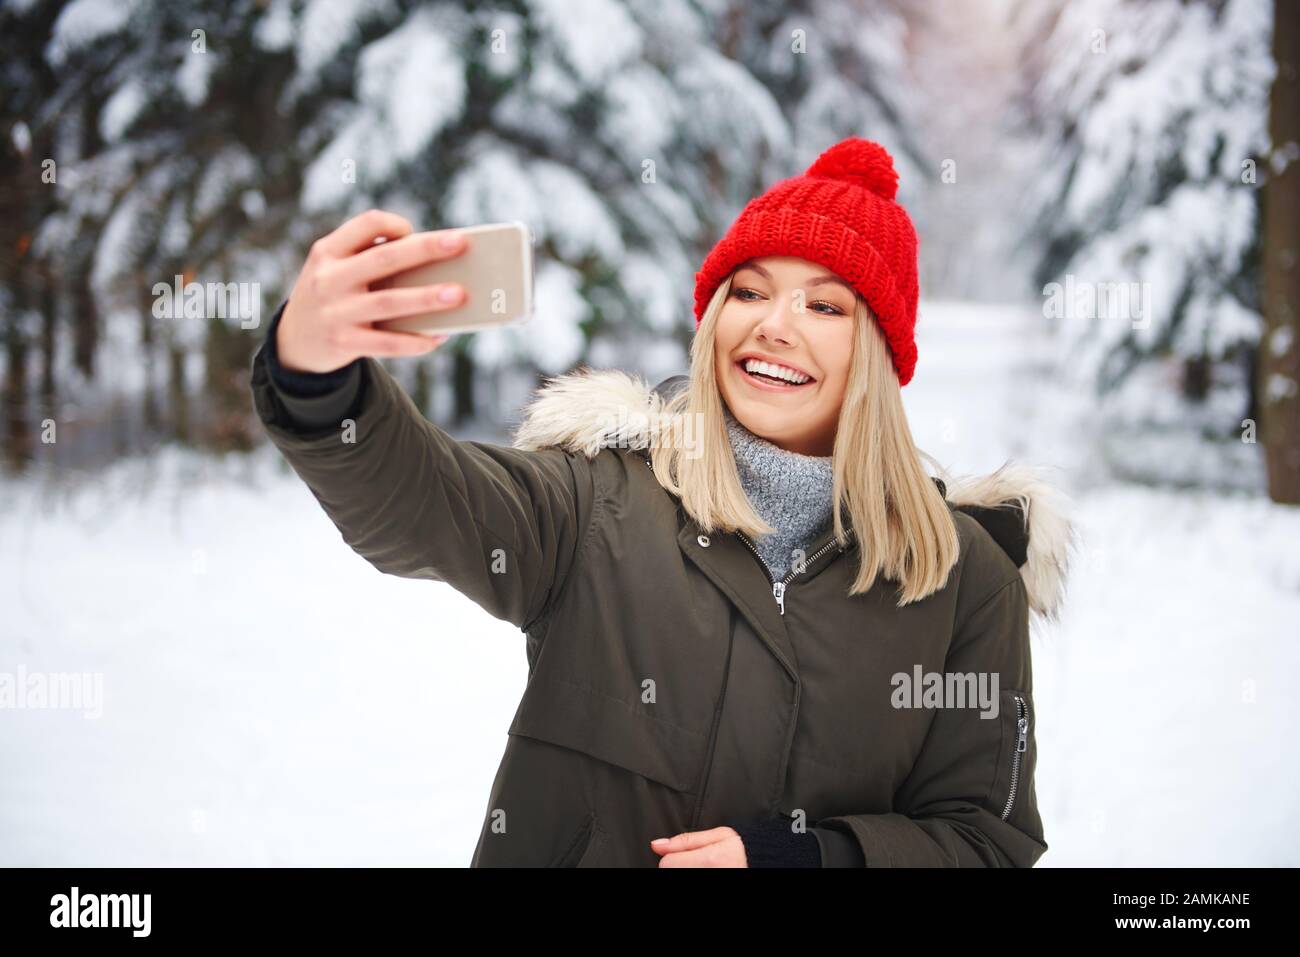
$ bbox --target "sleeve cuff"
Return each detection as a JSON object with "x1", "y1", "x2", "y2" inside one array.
[
  {"x1": 812, "y1": 824, "x2": 867, "y2": 867},
  {"x1": 260, "y1": 298, "x2": 365, "y2": 430},
  {"x1": 733, "y1": 816, "x2": 822, "y2": 868}
]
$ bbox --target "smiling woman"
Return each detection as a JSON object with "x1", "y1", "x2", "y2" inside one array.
[
  {"x1": 251, "y1": 137, "x2": 1072, "y2": 869},
  {"x1": 716, "y1": 257, "x2": 861, "y2": 456},
  {"x1": 656, "y1": 262, "x2": 958, "y2": 606}
]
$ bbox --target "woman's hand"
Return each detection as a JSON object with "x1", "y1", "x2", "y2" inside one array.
[
  {"x1": 277, "y1": 208, "x2": 469, "y2": 374},
  {"x1": 650, "y1": 827, "x2": 749, "y2": 867}
]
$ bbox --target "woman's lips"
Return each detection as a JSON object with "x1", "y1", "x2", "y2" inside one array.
[{"x1": 735, "y1": 359, "x2": 816, "y2": 393}]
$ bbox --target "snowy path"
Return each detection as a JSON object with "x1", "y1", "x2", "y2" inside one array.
[
  {"x1": 0, "y1": 452, "x2": 528, "y2": 866},
  {"x1": 2, "y1": 301, "x2": 1298, "y2": 865}
]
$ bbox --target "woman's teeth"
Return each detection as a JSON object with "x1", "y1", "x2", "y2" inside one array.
[{"x1": 741, "y1": 359, "x2": 812, "y2": 386}]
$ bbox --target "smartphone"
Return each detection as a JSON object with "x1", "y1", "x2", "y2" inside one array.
[{"x1": 371, "y1": 221, "x2": 534, "y2": 335}]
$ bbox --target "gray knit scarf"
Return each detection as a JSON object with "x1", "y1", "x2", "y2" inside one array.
[{"x1": 723, "y1": 404, "x2": 836, "y2": 580}]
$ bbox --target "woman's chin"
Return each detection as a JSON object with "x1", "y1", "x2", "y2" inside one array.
[
  {"x1": 733, "y1": 382, "x2": 818, "y2": 414},
  {"x1": 731, "y1": 398, "x2": 804, "y2": 437}
]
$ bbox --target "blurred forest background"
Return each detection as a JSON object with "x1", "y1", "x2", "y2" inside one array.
[
  {"x1": 0, "y1": 0, "x2": 1295, "y2": 495},
  {"x1": 4, "y1": 0, "x2": 1300, "y2": 869}
]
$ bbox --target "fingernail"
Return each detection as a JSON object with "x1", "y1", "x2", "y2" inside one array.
[
  {"x1": 438, "y1": 285, "x2": 460, "y2": 302},
  {"x1": 439, "y1": 232, "x2": 463, "y2": 249},
  {"x1": 651, "y1": 838, "x2": 669, "y2": 845}
]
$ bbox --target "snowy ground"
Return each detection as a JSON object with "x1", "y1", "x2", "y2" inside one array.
[{"x1": 2, "y1": 300, "x2": 1298, "y2": 866}]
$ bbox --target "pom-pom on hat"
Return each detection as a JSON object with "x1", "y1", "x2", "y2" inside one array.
[{"x1": 692, "y1": 137, "x2": 921, "y2": 386}]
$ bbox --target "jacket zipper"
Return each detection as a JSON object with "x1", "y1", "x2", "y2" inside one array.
[
  {"x1": 645, "y1": 453, "x2": 850, "y2": 617},
  {"x1": 736, "y1": 530, "x2": 851, "y2": 616},
  {"x1": 1001, "y1": 694, "x2": 1029, "y2": 821}
]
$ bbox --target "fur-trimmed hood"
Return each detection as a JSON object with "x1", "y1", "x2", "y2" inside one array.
[{"x1": 512, "y1": 367, "x2": 1077, "y2": 623}]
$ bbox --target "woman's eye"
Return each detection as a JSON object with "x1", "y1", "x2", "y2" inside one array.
[{"x1": 731, "y1": 287, "x2": 842, "y2": 314}]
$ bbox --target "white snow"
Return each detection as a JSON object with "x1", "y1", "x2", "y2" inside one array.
[
  {"x1": 194, "y1": 145, "x2": 258, "y2": 223},
  {"x1": 175, "y1": 49, "x2": 217, "y2": 108},
  {"x1": 443, "y1": 142, "x2": 625, "y2": 266},
  {"x1": 528, "y1": 0, "x2": 644, "y2": 88},
  {"x1": 46, "y1": 0, "x2": 141, "y2": 67},
  {"x1": 622, "y1": 251, "x2": 685, "y2": 333},
  {"x1": 672, "y1": 49, "x2": 789, "y2": 181},
  {"x1": 300, "y1": 9, "x2": 468, "y2": 213},
  {"x1": 1, "y1": 449, "x2": 522, "y2": 866},
  {"x1": 254, "y1": 0, "x2": 295, "y2": 53},
  {"x1": 294, "y1": 0, "x2": 398, "y2": 81},
  {"x1": 354, "y1": 8, "x2": 468, "y2": 164},
  {"x1": 523, "y1": 260, "x2": 587, "y2": 372},
  {"x1": 99, "y1": 77, "x2": 148, "y2": 143},
  {"x1": 600, "y1": 64, "x2": 680, "y2": 161},
  {"x1": 2, "y1": 299, "x2": 1296, "y2": 866},
  {"x1": 10, "y1": 121, "x2": 32, "y2": 155}
]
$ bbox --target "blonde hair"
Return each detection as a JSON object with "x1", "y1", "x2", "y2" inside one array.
[{"x1": 649, "y1": 272, "x2": 960, "y2": 605}]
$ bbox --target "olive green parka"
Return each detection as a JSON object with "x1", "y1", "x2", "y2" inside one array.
[{"x1": 251, "y1": 339, "x2": 1076, "y2": 868}]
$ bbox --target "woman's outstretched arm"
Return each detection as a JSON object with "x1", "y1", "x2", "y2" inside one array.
[{"x1": 251, "y1": 210, "x2": 597, "y2": 635}]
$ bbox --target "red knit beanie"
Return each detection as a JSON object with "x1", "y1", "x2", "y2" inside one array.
[{"x1": 692, "y1": 137, "x2": 920, "y2": 386}]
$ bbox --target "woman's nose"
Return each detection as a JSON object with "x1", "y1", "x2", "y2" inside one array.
[{"x1": 756, "y1": 292, "x2": 801, "y2": 341}]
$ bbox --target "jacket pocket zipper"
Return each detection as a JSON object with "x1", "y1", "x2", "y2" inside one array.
[{"x1": 1001, "y1": 694, "x2": 1029, "y2": 821}]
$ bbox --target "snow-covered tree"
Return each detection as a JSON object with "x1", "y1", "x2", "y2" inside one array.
[
  {"x1": 1009, "y1": 0, "x2": 1275, "y2": 486},
  {"x1": 284, "y1": 0, "x2": 923, "y2": 418},
  {"x1": 2, "y1": 0, "x2": 926, "y2": 470}
]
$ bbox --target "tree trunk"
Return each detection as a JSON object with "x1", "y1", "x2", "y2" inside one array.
[
  {"x1": 2, "y1": 267, "x2": 32, "y2": 472},
  {"x1": 169, "y1": 343, "x2": 189, "y2": 444},
  {"x1": 1261, "y1": 0, "x2": 1300, "y2": 503}
]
